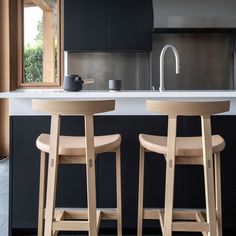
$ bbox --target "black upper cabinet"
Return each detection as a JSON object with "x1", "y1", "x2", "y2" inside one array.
[
  {"x1": 109, "y1": 0, "x2": 153, "y2": 51},
  {"x1": 64, "y1": 0, "x2": 109, "y2": 51},
  {"x1": 63, "y1": 0, "x2": 153, "y2": 52}
]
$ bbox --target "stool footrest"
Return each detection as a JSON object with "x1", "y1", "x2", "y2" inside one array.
[
  {"x1": 51, "y1": 210, "x2": 102, "y2": 232},
  {"x1": 53, "y1": 220, "x2": 89, "y2": 231},
  {"x1": 143, "y1": 208, "x2": 161, "y2": 219},
  {"x1": 172, "y1": 222, "x2": 209, "y2": 232},
  {"x1": 44, "y1": 208, "x2": 119, "y2": 221},
  {"x1": 143, "y1": 208, "x2": 209, "y2": 233}
]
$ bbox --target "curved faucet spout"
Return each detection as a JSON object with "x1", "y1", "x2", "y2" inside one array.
[{"x1": 159, "y1": 44, "x2": 180, "y2": 92}]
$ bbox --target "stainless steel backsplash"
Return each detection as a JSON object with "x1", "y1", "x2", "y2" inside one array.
[
  {"x1": 66, "y1": 33, "x2": 235, "y2": 90},
  {"x1": 67, "y1": 53, "x2": 150, "y2": 90},
  {"x1": 152, "y1": 33, "x2": 234, "y2": 90}
]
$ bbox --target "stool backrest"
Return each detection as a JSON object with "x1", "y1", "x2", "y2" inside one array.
[
  {"x1": 147, "y1": 100, "x2": 230, "y2": 116},
  {"x1": 146, "y1": 100, "x2": 230, "y2": 196},
  {"x1": 32, "y1": 99, "x2": 115, "y2": 171},
  {"x1": 32, "y1": 99, "x2": 115, "y2": 115}
]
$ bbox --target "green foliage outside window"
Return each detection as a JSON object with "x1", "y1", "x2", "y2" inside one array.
[
  {"x1": 24, "y1": 43, "x2": 43, "y2": 83},
  {"x1": 24, "y1": 19, "x2": 57, "y2": 83},
  {"x1": 24, "y1": 43, "x2": 57, "y2": 83}
]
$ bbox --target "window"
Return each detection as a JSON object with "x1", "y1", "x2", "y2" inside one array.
[{"x1": 18, "y1": 0, "x2": 61, "y2": 87}]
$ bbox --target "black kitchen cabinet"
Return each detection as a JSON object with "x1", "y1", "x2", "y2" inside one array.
[
  {"x1": 183, "y1": 116, "x2": 236, "y2": 229},
  {"x1": 109, "y1": 0, "x2": 153, "y2": 51},
  {"x1": 63, "y1": 0, "x2": 153, "y2": 51},
  {"x1": 10, "y1": 115, "x2": 236, "y2": 234},
  {"x1": 10, "y1": 116, "x2": 89, "y2": 230},
  {"x1": 64, "y1": 0, "x2": 109, "y2": 51}
]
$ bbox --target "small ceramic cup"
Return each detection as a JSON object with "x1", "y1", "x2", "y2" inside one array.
[{"x1": 109, "y1": 80, "x2": 121, "y2": 91}]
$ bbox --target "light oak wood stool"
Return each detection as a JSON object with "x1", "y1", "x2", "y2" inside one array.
[
  {"x1": 137, "y1": 100, "x2": 230, "y2": 236},
  {"x1": 32, "y1": 99, "x2": 122, "y2": 236}
]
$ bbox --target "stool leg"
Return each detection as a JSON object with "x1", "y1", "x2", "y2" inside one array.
[
  {"x1": 38, "y1": 152, "x2": 46, "y2": 236},
  {"x1": 201, "y1": 117, "x2": 217, "y2": 236},
  {"x1": 137, "y1": 145, "x2": 145, "y2": 236},
  {"x1": 163, "y1": 116, "x2": 177, "y2": 236},
  {"x1": 86, "y1": 155, "x2": 97, "y2": 236},
  {"x1": 85, "y1": 115, "x2": 97, "y2": 236},
  {"x1": 44, "y1": 156, "x2": 59, "y2": 236},
  {"x1": 203, "y1": 155, "x2": 217, "y2": 236},
  {"x1": 214, "y1": 153, "x2": 222, "y2": 236},
  {"x1": 116, "y1": 147, "x2": 122, "y2": 236},
  {"x1": 44, "y1": 114, "x2": 60, "y2": 236},
  {"x1": 163, "y1": 158, "x2": 175, "y2": 236}
]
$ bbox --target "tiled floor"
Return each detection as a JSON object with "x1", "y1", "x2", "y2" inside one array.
[{"x1": 0, "y1": 158, "x2": 9, "y2": 236}]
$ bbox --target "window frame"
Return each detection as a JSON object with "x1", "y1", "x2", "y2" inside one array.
[{"x1": 16, "y1": 0, "x2": 62, "y2": 88}]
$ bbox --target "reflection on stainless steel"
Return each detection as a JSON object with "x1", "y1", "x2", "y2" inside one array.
[
  {"x1": 152, "y1": 33, "x2": 234, "y2": 90},
  {"x1": 66, "y1": 34, "x2": 235, "y2": 91},
  {"x1": 153, "y1": 0, "x2": 236, "y2": 28},
  {"x1": 155, "y1": 16, "x2": 236, "y2": 29},
  {"x1": 159, "y1": 45, "x2": 180, "y2": 92},
  {"x1": 67, "y1": 53, "x2": 150, "y2": 90}
]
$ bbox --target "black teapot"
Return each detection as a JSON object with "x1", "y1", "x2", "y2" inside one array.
[{"x1": 63, "y1": 75, "x2": 94, "y2": 91}]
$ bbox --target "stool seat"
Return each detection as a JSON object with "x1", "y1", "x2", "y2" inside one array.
[
  {"x1": 139, "y1": 134, "x2": 225, "y2": 157},
  {"x1": 37, "y1": 133, "x2": 121, "y2": 156}
]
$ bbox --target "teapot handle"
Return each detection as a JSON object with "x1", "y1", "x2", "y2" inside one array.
[{"x1": 83, "y1": 78, "x2": 94, "y2": 84}]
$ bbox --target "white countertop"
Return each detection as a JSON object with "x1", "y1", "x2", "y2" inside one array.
[
  {"x1": 0, "y1": 89, "x2": 236, "y2": 98},
  {"x1": 1, "y1": 89, "x2": 236, "y2": 115}
]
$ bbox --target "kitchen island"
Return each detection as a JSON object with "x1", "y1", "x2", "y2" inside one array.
[
  {"x1": 1, "y1": 90, "x2": 236, "y2": 235},
  {"x1": 1, "y1": 89, "x2": 236, "y2": 115}
]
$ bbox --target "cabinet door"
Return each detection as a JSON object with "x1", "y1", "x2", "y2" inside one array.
[
  {"x1": 183, "y1": 116, "x2": 236, "y2": 229},
  {"x1": 96, "y1": 116, "x2": 184, "y2": 228},
  {"x1": 10, "y1": 116, "x2": 87, "y2": 230},
  {"x1": 64, "y1": 0, "x2": 109, "y2": 51},
  {"x1": 109, "y1": 0, "x2": 153, "y2": 51}
]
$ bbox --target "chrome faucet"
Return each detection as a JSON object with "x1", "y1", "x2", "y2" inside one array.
[{"x1": 159, "y1": 44, "x2": 180, "y2": 92}]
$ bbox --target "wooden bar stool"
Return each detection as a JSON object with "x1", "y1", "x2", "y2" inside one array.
[
  {"x1": 137, "y1": 100, "x2": 230, "y2": 236},
  {"x1": 32, "y1": 99, "x2": 122, "y2": 236}
]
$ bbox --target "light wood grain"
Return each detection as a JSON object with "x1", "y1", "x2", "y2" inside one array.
[
  {"x1": 53, "y1": 211, "x2": 64, "y2": 236},
  {"x1": 163, "y1": 115, "x2": 177, "y2": 236},
  {"x1": 32, "y1": 99, "x2": 115, "y2": 115},
  {"x1": 34, "y1": 99, "x2": 122, "y2": 235},
  {"x1": 43, "y1": 10, "x2": 55, "y2": 83},
  {"x1": 18, "y1": 0, "x2": 61, "y2": 87},
  {"x1": 116, "y1": 147, "x2": 122, "y2": 236},
  {"x1": 137, "y1": 100, "x2": 229, "y2": 236},
  {"x1": 139, "y1": 134, "x2": 224, "y2": 158},
  {"x1": 201, "y1": 116, "x2": 217, "y2": 236},
  {"x1": 196, "y1": 211, "x2": 208, "y2": 236},
  {"x1": 137, "y1": 145, "x2": 145, "y2": 236},
  {"x1": 214, "y1": 152, "x2": 223, "y2": 236},
  {"x1": 44, "y1": 114, "x2": 60, "y2": 235},
  {"x1": 85, "y1": 114, "x2": 97, "y2": 236},
  {"x1": 24, "y1": 0, "x2": 52, "y2": 12},
  {"x1": 172, "y1": 222, "x2": 209, "y2": 232},
  {"x1": 36, "y1": 133, "x2": 121, "y2": 156},
  {"x1": 44, "y1": 208, "x2": 119, "y2": 220},
  {"x1": 0, "y1": 0, "x2": 10, "y2": 157},
  {"x1": 38, "y1": 151, "x2": 46, "y2": 236},
  {"x1": 147, "y1": 100, "x2": 230, "y2": 116},
  {"x1": 52, "y1": 221, "x2": 89, "y2": 231},
  {"x1": 31, "y1": 0, "x2": 52, "y2": 11}
]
